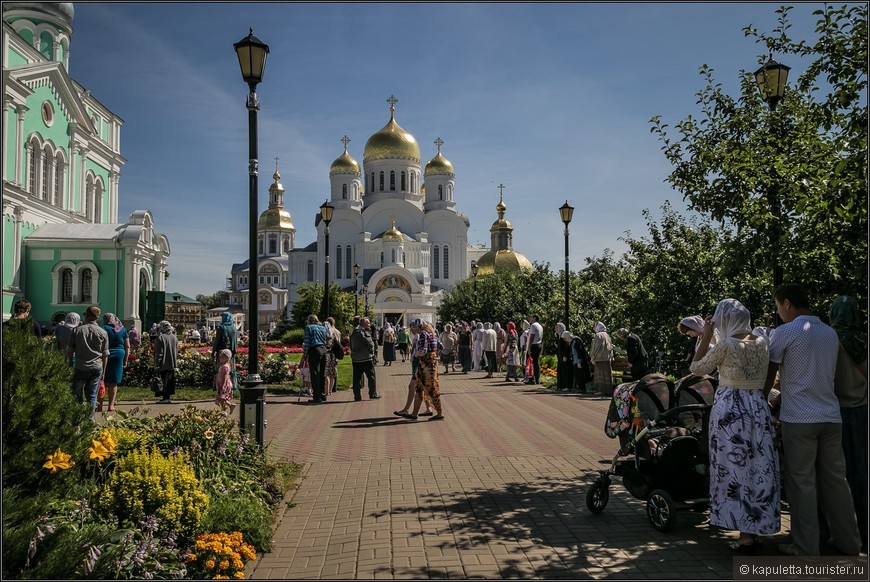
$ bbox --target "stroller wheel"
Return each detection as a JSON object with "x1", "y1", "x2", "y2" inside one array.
[
  {"x1": 585, "y1": 480, "x2": 610, "y2": 513},
  {"x1": 647, "y1": 489, "x2": 678, "y2": 532}
]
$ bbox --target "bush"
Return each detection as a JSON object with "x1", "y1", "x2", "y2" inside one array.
[
  {"x1": 186, "y1": 531, "x2": 257, "y2": 580},
  {"x1": 279, "y1": 328, "x2": 305, "y2": 345},
  {"x1": 2, "y1": 327, "x2": 90, "y2": 491},
  {"x1": 199, "y1": 492, "x2": 274, "y2": 552},
  {"x1": 96, "y1": 447, "x2": 208, "y2": 541}
]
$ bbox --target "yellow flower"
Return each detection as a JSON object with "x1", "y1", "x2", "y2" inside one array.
[
  {"x1": 233, "y1": 573, "x2": 245, "y2": 579},
  {"x1": 219, "y1": 560, "x2": 230, "y2": 570},
  {"x1": 205, "y1": 559, "x2": 216, "y2": 570},
  {"x1": 43, "y1": 448, "x2": 75, "y2": 473},
  {"x1": 204, "y1": 430, "x2": 215, "y2": 440},
  {"x1": 98, "y1": 430, "x2": 118, "y2": 453},
  {"x1": 214, "y1": 576, "x2": 229, "y2": 580},
  {"x1": 88, "y1": 439, "x2": 112, "y2": 464}
]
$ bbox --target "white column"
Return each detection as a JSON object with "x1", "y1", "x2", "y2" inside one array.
[
  {"x1": 77, "y1": 146, "x2": 88, "y2": 215},
  {"x1": 14, "y1": 105, "x2": 27, "y2": 185},
  {"x1": 11, "y1": 206, "x2": 23, "y2": 289},
  {"x1": 109, "y1": 170, "x2": 120, "y2": 222}
]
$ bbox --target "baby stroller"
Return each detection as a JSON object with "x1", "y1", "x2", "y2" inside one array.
[{"x1": 585, "y1": 373, "x2": 717, "y2": 531}]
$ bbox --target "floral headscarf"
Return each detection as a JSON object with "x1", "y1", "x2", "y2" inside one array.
[
  {"x1": 711, "y1": 298, "x2": 751, "y2": 340},
  {"x1": 507, "y1": 321, "x2": 517, "y2": 335},
  {"x1": 103, "y1": 313, "x2": 123, "y2": 333},
  {"x1": 829, "y1": 296, "x2": 867, "y2": 365}
]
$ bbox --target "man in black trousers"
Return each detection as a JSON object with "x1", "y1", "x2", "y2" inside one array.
[{"x1": 350, "y1": 317, "x2": 379, "y2": 401}]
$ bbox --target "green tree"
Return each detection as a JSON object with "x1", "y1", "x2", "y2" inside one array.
[
  {"x1": 650, "y1": 4, "x2": 867, "y2": 309},
  {"x1": 291, "y1": 282, "x2": 357, "y2": 334},
  {"x1": 195, "y1": 290, "x2": 227, "y2": 319}
]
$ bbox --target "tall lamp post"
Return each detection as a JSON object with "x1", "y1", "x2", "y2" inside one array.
[
  {"x1": 471, "y1": 260, "x2": 478, "y2": 295},
  {"x1": 353, "y1": 263, "x2": 361, "y2": 315},
  {"x1": 754, "y1": 57, "x2": 789, "y2": 324},
  {"x1": 363, "y1": 283, "x2": 369, "y2": 317},
  {"x1": 320, "y1": 200, "x2": 334, "y2": 319},
  {"x1": 234, "y1": 28, "x2": 269, "y2": 448},
  {"x1": 559, "y1": 201, "x2": 574, "y2": 330}
]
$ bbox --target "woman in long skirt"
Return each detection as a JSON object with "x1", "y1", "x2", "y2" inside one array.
[
  {"x1": 690, "y1": 299, "x2": 780, "y2": 552},
  {"x1": 382, "y1": 322, "x2": 396, "y2": 366},
  {"x1": 590, "y1": 322, "x2": 613, "y2": 395},
  {"x1": 407, "y1": 321, "x2": 444, "y2": 420}
]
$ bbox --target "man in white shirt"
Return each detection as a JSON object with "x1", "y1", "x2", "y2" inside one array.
[
  {"x1": 525, "y1": 314, "x2": 544, "y2": 385},
  {"x1": 766, "y1": 284, "x2": 861, "y2": 557}
]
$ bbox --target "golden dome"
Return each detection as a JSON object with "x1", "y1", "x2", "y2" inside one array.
[
  {"x1": 330, "y1": 149, "x2": 360, "y2": 175},
  {"x1": 490, "y1": 217, "x2": 513, "y2": 231},
  {"x1": 424, "y1": 152, "x2": 454, "y2": 176},
  {"x1": 383, "y1": 215, "x2": 403, "y2": 241},
  {"x1": 363, "y1": 99, "x2": 421, "y2": 162},
  {"x1": 258, "y1": 207, "x2": 295, "y2": 230},
  {"x1": 474, "y1": 249, "x2": 533, "y2": 275}
]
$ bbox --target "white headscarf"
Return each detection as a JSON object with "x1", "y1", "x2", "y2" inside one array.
[
  {"x1": 555, "y1": 322, "x2": 566, "y2": 336},
  {"x1": 712, "y1": 298, "x2": 752, "y2": 340},
  {"x1": 679, "y1": 315, "x2": 705, "y2": 334},
  {"x1": 594, "y1": 322, "x2": 607, "y2": 333},
  {"x1": 752, "y1": 326, "x2": 772, "y2": 339},
  {"x1": 64, "y1": 312, "x2": 81, "y2": 328}
]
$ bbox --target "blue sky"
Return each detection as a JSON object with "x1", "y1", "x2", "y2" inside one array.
[{"x1": 68, "y1": 2, "x2": 827, "y2": 298}]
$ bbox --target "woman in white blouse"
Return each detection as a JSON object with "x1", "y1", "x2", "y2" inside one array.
[{"x1": 690, "y1": 298, "x2": 780, "y2": 553}]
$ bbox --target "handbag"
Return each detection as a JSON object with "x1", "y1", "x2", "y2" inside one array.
[
  {"x1": 331, "y1": 337, "x2": 344, "y2": 360},
  {"x1": 150, "y1": 373, "x2": 163, "y2": 395},
  {"x1": 525, "y1": 354, "x2": 534, "y2": 378},
  {"x1": 98, "y1": 380, "x2": 106, "y2": 401}
]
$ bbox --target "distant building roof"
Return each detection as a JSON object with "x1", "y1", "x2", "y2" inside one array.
[{"x1": 165, "y1": 291, "x2": 200, "y2": 304}]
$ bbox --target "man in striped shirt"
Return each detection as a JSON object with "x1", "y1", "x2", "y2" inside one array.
[{"x1": 302, "y1": 314, "x2": 329, "y2": 403}]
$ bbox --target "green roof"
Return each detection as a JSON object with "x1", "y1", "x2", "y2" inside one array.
[{"x1": 164, "y1": 291, "x2": 200, "y2": 305}]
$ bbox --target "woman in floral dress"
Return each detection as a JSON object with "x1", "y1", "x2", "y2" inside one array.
[
  {"x1": 690, "y1": 298, "x2": 780, "y2": 552},
  {"x1": 214, "y1": 349, "x2": 236, "y2": 415}
]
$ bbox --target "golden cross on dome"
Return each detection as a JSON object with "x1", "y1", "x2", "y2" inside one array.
[
  {"x1": 434, "y1": 137, "x2": 444, "y2": 153},
  {"x1": 340, "y1": 135, "x2": 351, "y2": 150},
  {"x1": 386, "y1": 94, "x2": 398, "y2": 113},
  {"x1": 274, "y1": 157, "x2": 279, "y2": 172},
  {"x1": 498, "y1": 183, "x2": 505, "y2": 198}
]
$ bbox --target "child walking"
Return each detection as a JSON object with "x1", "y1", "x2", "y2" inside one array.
[{"x1": 214, "y1": 349, "x2": 236, "y2": 415}]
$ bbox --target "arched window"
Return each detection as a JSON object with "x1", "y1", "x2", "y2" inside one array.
[
  {"x1": 28, "y1": 141, "x2": 38, "y2": 195},
  {"x1": 307, "y1": 260, "x2": 314, "y2": 282},
  {"x1": 61, "y1": 268, "x2": 73, "y2": 302},
  {"x1": 402, "y1": 252, "x2": 406, "y2": 264},
  {"x1": 80, "y1": 268, "x2": 93, "y2": 303},
  {"x1": 389, "y1": 171, "x2": 396, "y2": 191},
  {"x1": 41, "y1": 146, "x2": 52, "y2": 201},
  {"x1": 443, "y1": 246, "x2": 449, "y2": 279},
  {"x1": 379, "y1": 171, "x2": 384, "y2": 191},
  {"x1": 258, "y1": 237, "x2": 264, "y2": 255},
  {"x1": 93, "y1": 181, "x2": 103, "y2": 223},
  {"x1": 53, "y1": 153, "x2": 63, "y2": 206},
  {"x1": 268, "y1": 237, "x2": 276, "y2": 254},
  {"x1": 433, "y1": 245, "x2": 440, "y2": 279},
  {"x1": 335, "y1": 244, "x2": 343, "y2": 279},
  {"x1": 391, "y1": 249, "x2": 396, "y2": 263},
  {"x1": 371, "y1": 172, "x2": 375, "y2": 192},
  {"x1": 345, "y1": 245, "x2": 352, "y2": 279},
  {"x1": 283, "y1": 236, "x2": 290, "y2": 253},
  {"x1": 438, "y1": 185, "x2": 443, "y2": 200},
  {"x1": 401, "y1": 171, "x2": 406, "y2": 191},
  {"x1": 342, "y1": 184, "x2": 347, "y2": 199}
]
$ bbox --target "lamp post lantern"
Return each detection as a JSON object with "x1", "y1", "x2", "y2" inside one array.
[
  {"x1": 471, "y1": 260, "x2": 478, "y2": 295},
  {"x1": 559, "y1": 201, "x2": 574, "y2": 330},
  {"x1": 353, "y1": 263, "x2": 361, "y2": 315},
  {"x1": 234, "y1": 28, "x2": 269, "y2": 448},
  {"x1": 754, "y1": 57, "x2": 789, "y2": 323},
  {"x1": 320, "y1": 200, "x2": 334, "y2": 319}
]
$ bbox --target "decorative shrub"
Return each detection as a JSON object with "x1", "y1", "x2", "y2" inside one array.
[
  {"x1": 185, "y1": 531, "x2": 256, "y2": 580},
  {"x1": 199, "y1": 491, "x2": 274, "y2": 553},
  {"x1": 278, "y1": 328, "x2": 305, "y2": 345},
  {"x1": 96, "y1": 447, "x2": 208, "y2": 541}
]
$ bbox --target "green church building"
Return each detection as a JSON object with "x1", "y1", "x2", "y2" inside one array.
[{"x1": 2, "y1": 2, "x2": 170, "y2": 330}]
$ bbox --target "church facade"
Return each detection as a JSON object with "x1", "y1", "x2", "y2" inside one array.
[{"x1": 2, "y1": 2, "x2": 170, "y2": 328}]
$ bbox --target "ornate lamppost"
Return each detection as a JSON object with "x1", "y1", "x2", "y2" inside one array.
[
  {"x1": 233, "y1": 28, "x2": 269, "y2": 448},
  {"x1": 320, "y1": 200, "x2": 334, "y2": 319},
  {"x1": 559, "y1": 201, "x2": 574, "y2": 330},
  {"x1": 754, "y1": 57, "x2": 789, "y2": 324},
  {"x1": 471, "y1": 260, "x2": 478, "y2": 295},
  {"x1": 353, "y1": 262, "x2": 361, "y2": 315}
]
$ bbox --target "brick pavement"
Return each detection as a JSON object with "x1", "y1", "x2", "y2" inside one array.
[{"x1": 115, "y1": 362, "x2": 789, "y2": 579}]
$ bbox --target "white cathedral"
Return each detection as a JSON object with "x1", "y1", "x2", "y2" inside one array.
[{"x1": 227, "y1": 96, "x2": 534, "y2": 331}]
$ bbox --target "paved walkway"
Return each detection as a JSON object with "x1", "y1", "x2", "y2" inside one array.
[{"x1": 115, "y1": 361, "x2": 785, "y2": 579}]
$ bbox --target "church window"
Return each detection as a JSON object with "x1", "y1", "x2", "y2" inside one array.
[
  {"x1": 269, "y1": 236, "x2": 277, "y2": 254},
  {"x1": 390, "y1": 171, "x2": 396, "y2": 191},
  {"x1": 380, "y1": 252, "x2": 384, "y2": 267},
  {"x1": 401, "y1": 171, "x2": 406, "y2": 191},
  {"x1": 336, "y1": 244, "x2": 343, "y2": 279},
  {"x1": 53, "y1": 154, "x2": 63, "y2": 207},
  {"x1": 342, "y1": 184, "x2": 347, "y2": 199},
  {"x1": 80, "y1": 268, "x2": 93, "y2": 303},
  {"x1": 94, "y1": 181, "x2": 103, "y2": 223},
  {"x1": 379, "y1": 171, "x2": 384, "y2": 191},
  {"x1": 61, "y1": 268, "x2": 73, "y2": 302},
  {"x1": 391, "y1": 249, "x2": 396, "y2": 263},
  {"x1": 307, "y1": 260, "x2": 314, "y2": 282},
  {"x1": 283, "y1": 236, "x2": 290, "y2": 253},
  {"x1": 259, "y1": 276, "x2": 264, "y2": 284},
  {"x1": 402, "y1": 252, "x2": 406, "y2": 264},
  {"x1": 448, "y1": 184, "x2": 454, "y2": 201},
  {"x1": 438, "y1": 185, "x2": 443, "y2": 201},
  {"x1": 258, "y1": 237, "x2": 264, "y2": 255},
  {"x1": 433, "y1": 246, "x2": 440, "y2": 279},
  {"x1": 28, "y1": 142, "x2": 38, "y2": 195},
  {"x1": 345, "y1": 246, "x2": 352, "y2": 279},
  {"x1": 42, "y1": 146, "x2": 52, "y2": 201},
  {"x1": 443, "y1": 246, "x2": 449, "y2": 279},
  {"x1": 371, "y1": 172, "x2": 375, "y2": 192}
]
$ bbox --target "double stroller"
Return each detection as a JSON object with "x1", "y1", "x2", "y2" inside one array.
[{"x1": 585, "y1": 373, "x2": 717, "y2": 531}]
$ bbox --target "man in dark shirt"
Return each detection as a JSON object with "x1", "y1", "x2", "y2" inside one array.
[
  {"x1": 350, "y1": 317, "x2": 378, "y2": 401},
  {"x1": 616, "y1": 328, "x2": 649, "y2": 380}
]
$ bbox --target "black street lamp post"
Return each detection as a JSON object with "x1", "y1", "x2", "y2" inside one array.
[
  {"x1": 353, "y1": 263, "x2": 361, "y2": 315},
  {"x1": 754, "y1": 57, "x2": 789, "y2": 324},
  {"x1": 233, "y1": 28, "x2": 269, "y2": 448},
  {"x1": 471, "y1": 260, "x2": 478, "y2": 295},
  {"x1": 559, "y1": 201, "x2": 574, "y2": 330},
  {"x1": 320, "y1": 200, "x2": 334, "y2": 319},
  {"x1": 363, "y1": 283, "x2": 369, "y2": 317}
]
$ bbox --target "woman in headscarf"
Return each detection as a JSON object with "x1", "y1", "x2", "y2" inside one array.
[
  {"x1": 324, "y1": 317, "x2": 342, "y2": 393},
  {"x1": 439, "y1": 323, "x2": 458, "y2": 374},
  {"x1": 54, "y1": 311, "x2": 80, "y2": 354},
  {"x1": 590, "y1": 322, "x2": 613, "y2": 395},
  {"x1": 154, "y1": 320, "x2": 179, "y2": 404},
  {"x1": 554, "y1": 322, "x2": 572, "y2": 390},
  {"x1": 494, "y1": 322, "x2": 507, "y2": 372},
  {"x1": 679, "y1": 315, "x2": 706, "y2": 376},
  {"x1": 212, "y1": 311, "x2": 239, "y2": 393},
  {"x1": 99, "y1": 313, "x2": 130, "y2": 412},
  {"x1": 457, "y1": 322, "x2": 472, "y2": 374},
  {"x1": 690, "y1": 299, "x2": 780, "y2": 552},
  {"x1": 519, "y1": 320, "x2": 531, "y2": 381},
  {"x1": 503, "y1": 321, "x2": 521, "y2": 381},
  {"x1": 829, "y1": 295, "x2": 868, "y2": 552},
  {"x1": 406, "y1": 320, "x2": 445, "y2": 420},
  {"x1": 472, "y1": 321, "x2": 484, "y2": 372},
  {"x1": 381, "y1": 321, "x2": 396, "y2": 366}
]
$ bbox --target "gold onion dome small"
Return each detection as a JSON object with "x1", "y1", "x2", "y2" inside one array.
[
  {"x1": 383, "y1": 216, "x2": 404, "y2": 241},
  {"x1": 491, "y1": 194, "x2": 511, "y2": 230},
  {"x1": 330, "y1": 149, "x2": 360, "y2": 175},
  {"x1": 424, "y1": 152, "x2": 454, "y2": 176},
  {"x1": 474, "y1": 250, "x2": 532, "y2": 275},
  {"x1": 364, "y1": 98, "x2": 421, "y2": 162},
  {"x1": 258, "y1": 208, "x2": 294, "y2": 230}
]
